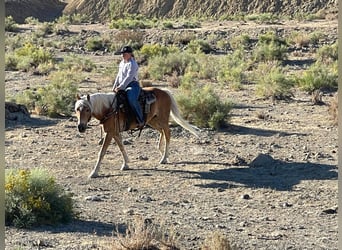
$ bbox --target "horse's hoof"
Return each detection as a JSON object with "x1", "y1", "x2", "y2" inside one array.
[
  {"x1": 159, "y1": 159, "x2": 167, "y2": 164},
  {"x1": 88, "y1": 172, "x2": 98, "y2": 178},
  {"x1": 120, "y1": 165, "x2": 129, "y2": 171},
  {"x1": 98, "y1": 138, "x2": 104, "y2": 145}
]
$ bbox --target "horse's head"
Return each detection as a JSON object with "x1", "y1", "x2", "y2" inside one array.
[{"x1": 75, "y1": 94, "x2": 92, "y2": 133}]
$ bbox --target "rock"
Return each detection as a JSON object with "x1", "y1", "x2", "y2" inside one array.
[
  {"x1": 85, "y1": 195, "x2": 102, "y2": 201},
  {"x1": 249, "y1": 153, "x2": 275, "y2": 168},
  {"x1": 241, "y1": 194, "x2": 251, "y2": 200}
]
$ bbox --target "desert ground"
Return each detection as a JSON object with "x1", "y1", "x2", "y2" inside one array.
[{"x1": 5, "y1": 18, "x2": 338, "y2": 249}]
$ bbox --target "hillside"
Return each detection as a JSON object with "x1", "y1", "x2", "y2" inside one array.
[{"x1": 6, "y1": 0, "x2": 338, "y2": 23}]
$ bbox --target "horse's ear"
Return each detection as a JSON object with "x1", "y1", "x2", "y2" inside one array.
[
  {"x1": 76, "y1": 94, "x2": 81, "y2": 100},
  {"x1": 87, "y1": 94, "x2": 91, "y2": 102}
]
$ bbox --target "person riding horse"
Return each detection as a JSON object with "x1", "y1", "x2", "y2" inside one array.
[{"x1": 112, "y1": 46, "x2": 144, "y2": 129}]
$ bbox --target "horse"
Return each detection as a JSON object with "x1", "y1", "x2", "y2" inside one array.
[{"x1": 75, "y1": 87, "x2": 200, "y2": 178}]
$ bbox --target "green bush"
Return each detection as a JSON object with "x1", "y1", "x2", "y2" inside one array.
[
  {"x1": 245, "y1": 13, "x2": 279, "y2": 24},
  {"x1": 254, "y1": 61, "x2": 294, "y2": 100},
  {"x1": 316, "y1": 42, "x2": 338, "y2": 64},
  {"x1": 5, "y1": 43, "x2": 54, "y2": 72},
  {"x1": 24, "y1": 16, "x2": 40, "y2": 25},
  {"x1": 139, "y1": 44, "x2": 179, "y2": 60},
  {"x1": 296, "y1": 61, "x2": 338, "y2": 93},
  {"x1": 176, "y1": 79, "x2": 233, "y2": 129},
  {"x1": 15, "y1": 70, "x2": 81, "y2": 117},
  {"x1": 187, "y1": 39, "x2": 212, "y2": 54},
  {"x1": 186, "y1": 54, "x2": 218, "y2": 80},
  {"x1": 147, "y1": 52, "x2": 196, "y2": 80},
  {"x1": 85, "y1": 36, "x2": 104, "y2": 51},
  {"x1": 5, "y1": 16, "x2": 18, "y2": 32},
  {"x1": 229, "y1": 34, "x2": 251, "y2": 50},
  {"x1": 217, "y1": 49, "x2": 249, "y2": 89},
  {"x1": 253, "y1": 32, "x2": 288, "y2": 62},
  {"x1": 57, "y1": 55, "x2": 96, "y2": 72},
  {"x1": 5, "y1": 168, "x2": 75, "y2": 228},
  {"x1": 110, "y1": 14, "x2": 154, "y2": 29}
]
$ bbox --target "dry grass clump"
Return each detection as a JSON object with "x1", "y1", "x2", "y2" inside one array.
[
  {"x1": 110, "y1": 217, "x2": 235, "y2": 250},
  {"x1": 328, "y1": 93, "x2": 338, "y2": 125},
  {"x1": 111, "y1": 216, "x2": 180, "y2": 250},
  {"x1": 200, "y1": 231, "x2": 233, "y2": 250}
]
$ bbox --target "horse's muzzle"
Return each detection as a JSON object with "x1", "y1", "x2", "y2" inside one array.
[{"x1": 78, "y1": 124, "x2": 87, "y2": 133}]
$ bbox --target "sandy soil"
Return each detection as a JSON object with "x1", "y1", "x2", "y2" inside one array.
[{"x1": 5, "y1": 19, "x2": 338, "y2": 249}]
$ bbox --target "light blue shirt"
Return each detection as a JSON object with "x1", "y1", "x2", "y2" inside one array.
[{"x1": 113, "y1": 58, "x2": 139, "y2": 90}]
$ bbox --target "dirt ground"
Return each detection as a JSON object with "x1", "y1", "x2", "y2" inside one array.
[{"x1": 5, "y1": 19, "x2": 338, "y2": 249}]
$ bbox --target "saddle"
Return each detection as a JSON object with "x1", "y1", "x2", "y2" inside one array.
[{"x1": 115, "y1": 89, "x2": 156, "y2": 131}]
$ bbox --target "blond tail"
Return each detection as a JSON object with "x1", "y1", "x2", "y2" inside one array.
[{"x1": 164, "y1": 89, "x2": 200, "y2": 138}]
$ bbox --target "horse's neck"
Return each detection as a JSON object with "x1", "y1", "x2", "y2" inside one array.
[{"x1": 90, "y1": 93, "x2": 114, "y2": 120}]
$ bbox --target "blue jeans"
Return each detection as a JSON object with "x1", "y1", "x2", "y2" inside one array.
[{"x1": 126, "y1": 81, "x2": 144, "y2": 124}]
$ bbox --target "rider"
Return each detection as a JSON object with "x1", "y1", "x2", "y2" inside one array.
[{"x1": 112, "y1": 46, "x2": 144, "y2": 128}]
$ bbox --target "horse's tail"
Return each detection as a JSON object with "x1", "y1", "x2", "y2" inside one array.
[{"x1": 164, "y1": 89, "x2": 200, "y2": 138}]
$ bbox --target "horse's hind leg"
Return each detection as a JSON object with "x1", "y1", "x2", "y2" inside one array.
[
  {"x1": 159, "y1": 126, "x2": 170, "y2": 164},
  {"x1": 89, "y1": 132, "x2": 113, "y2": 178},
  {"x1": 113, "y1": 134, "x2": 129, "y2": 170}
]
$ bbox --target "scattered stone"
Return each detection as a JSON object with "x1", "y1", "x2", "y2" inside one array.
[
  {"x1": 85, "y1": 195, "x2": 102, "y2": 201},
  {"x1": 138, "y1": 155, "x2": 149, "y2": 160},
  {"x1": 282, "y1": 202, "x2": 293, "y2": 208},
  {"x1": 322, "y1": 207, "x2": 338, "y2": 214},
  {"x1": 241, "y1": 194, "x2": 250, "y2": 200},
  {"x1": 124, "y1": 209, "x2": 134, "y2": 215}
]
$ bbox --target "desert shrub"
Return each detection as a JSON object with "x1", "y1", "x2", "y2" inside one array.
[
  {"x1": 110, "y1": 14, "x2": 154, "y2": 29},
  {"x1": 219, "y1": 13, "x2": 246, "y2": 21},
  {"x1": 109, "y1": 30, "x2": 145, "y2": 52},
  {"x1": 24, "y1": 16, "x2": 40, "y2": 25},
  {"x1": 38, "y1": 22, "x2": 54, "y2": 36},
  {"x1": 253, "y1": 31, "x2": 288, "y2": 62},
  {"x1": 254, "y1": 61, "x2": 294, "y2": 100},
  {"x1": 316, "y1": 42, "x2": 338, "y2": 64},
  {"x1": 229, "y1": 34, "x2": 251, "y2": 50},
  {"x1": 5, "y1": 168, "x2": 75, "y2": 228},
  {"x1": 287, "y1": 31, "x2": 312, "y2": 47},
  {"x1": 5, "y1": 16, "x2": 18, "y2": 32},
  {"x1": 187, "y1": 39, "x2": 212, "y2": 54},
  {"x1": 162, "y1": 21, "x2": 174, "y2": 29},
  {"x1": 245, "y1": 13, "x2": 279, "y2": 24},
  {"x1": 85, "y1": 36, "x2": 105, "y2": 51},
  {"x1": 176, "y1": 78, "x2": 233, "y2": 129},
  {"x1": 6, "y1": 42, "x2": 54, "y2": 71},
  {"x1": 217, "y1": 49, "x2": 249, "y2": 89},
  {"x1": 5, "y1": 54, "x2": 18, "y2": 71},
  {"x1": 35, "y1": 61, "x2": 55, "y2": 75},
  {"x1": 296, "y1": 61, "x2": 338, "y2": 93},
  {"x1": 58, "y1": 55, "x2": 96, "y2": 72},
  {"x1": 200, "y1": 231, "x2": 233, "y2": 250},
  {"x1": 15, "y1": 70, "x2": 81, "y2": 117},
  {"x1": 139, "y1": 44, "x2": 179, "y2": 60},
  {"x1": 181, "y1": 20, "x2": 201, "y2": 28},
  {"x1": 147, "y1": 52, "x2": 196, "y2": 80},
  {"x1": 57, "y1": 13, "x2": 88, "y2": 25},
  {"x1": 187, "y1": 54, "x2": 218, "y2": 80}
]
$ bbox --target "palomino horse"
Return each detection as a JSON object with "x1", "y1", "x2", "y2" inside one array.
[{"x1": 75, "y1": 87, "x2": 200, "y2": 178}]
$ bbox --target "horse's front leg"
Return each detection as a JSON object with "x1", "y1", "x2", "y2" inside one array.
[
  {"x1": 89, "y1": 132, "x2": 113, "y2": 178},
  {"x1": 113, "y1": 134, "x2": 129, "y2": 170}
]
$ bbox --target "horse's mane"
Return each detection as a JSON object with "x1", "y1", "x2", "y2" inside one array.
[{"x1": 77, "y1": 92, "x2": 115, "y2": 116}]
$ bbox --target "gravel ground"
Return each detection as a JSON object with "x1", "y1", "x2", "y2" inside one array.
[{"x1": 5, "y1": 20, "x2": 338, "y2": 249}]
